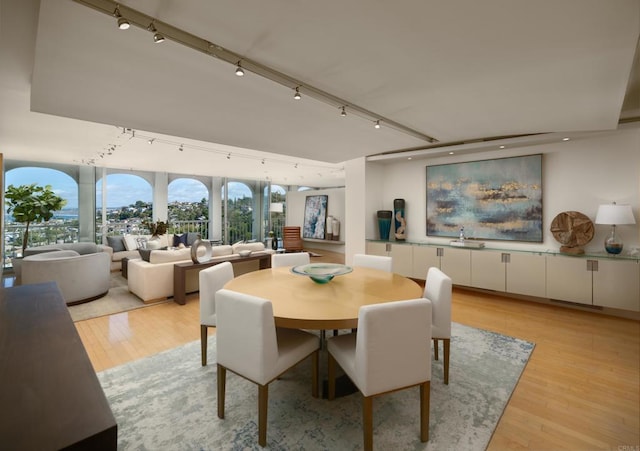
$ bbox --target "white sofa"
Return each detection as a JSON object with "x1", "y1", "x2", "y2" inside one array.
[
  {"x1": 103, "y1": 234, "x2": 169, "y2": 272},
  {"x1": 127, "y1": 242, "x2": 274, "y2": 302},
  {"x1": 22, "y1": 250, "x2": 111, "y2": 305},
  {"x1": 103, "y1": 233, "x2": 202, "y2": 272}
]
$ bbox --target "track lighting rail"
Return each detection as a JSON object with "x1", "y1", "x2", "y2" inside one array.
[{"x1": 73, "y1": 0, "x2": 438, "y2": 144}]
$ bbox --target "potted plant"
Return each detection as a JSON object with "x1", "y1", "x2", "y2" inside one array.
[
  {"x1": 145, "y1": 220, "x2": 169, "y2": 237},
  {"x1": 143, "y1": 220, "x2": 169, "y2": 249},
  {"x1": 5, "y1": 183, "x2": 67, "y2": 256}
]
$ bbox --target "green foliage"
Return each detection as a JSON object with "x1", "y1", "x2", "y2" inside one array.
[
  {"x1": 5, "y1": 184, "x2": 67, "y2": 253},
  {"x1": 168, "y1": 199, "x2": 209, "y2": 222},
  {"x1": 144, "y1": 220, "x2": 169, "y2": 236}
]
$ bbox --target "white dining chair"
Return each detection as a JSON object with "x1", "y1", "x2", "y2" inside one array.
[
  {"x1": 423, "y1": 267, "x2": 452, "y2": 384},
  {"x1": 352, "y1": 253, "x2": 393, "y2": 272},
  {"x1": 271, "y1": 251, "x2": 310, "y2": 268},
  {"x1": 215, "y1": 289, "x2": 320, "y2": 447},
  {"x1": 199, "y1": 261, "x2": 234, "y2": 366},
  {"x1": 327, "y1": 298, "x2": 432, "y2": 451}
]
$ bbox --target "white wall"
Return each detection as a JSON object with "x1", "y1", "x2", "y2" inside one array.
[
  {"x1": 286, "y1": 187, "x2": 346, "y2": 252},
  {"x1": 359, "y1": 127, "x2": 639, "y2": 255}
]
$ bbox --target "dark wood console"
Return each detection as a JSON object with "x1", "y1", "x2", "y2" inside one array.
[
  {"x1": 0, "y1": 282, "x2": 117, "y2": 450},
  {"x1": 173, "y1": 252, "x2": 272, "y2": 305}
]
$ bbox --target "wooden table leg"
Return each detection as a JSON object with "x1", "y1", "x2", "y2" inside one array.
[{"x1": 173, "y1": 265, "x2": 186, "y2": 305}]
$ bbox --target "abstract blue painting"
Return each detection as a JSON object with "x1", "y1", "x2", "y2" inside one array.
[
  {"x1": 303, "y1": 195, "x2": 328, "y2": 239},
  {"x1": 426, "y1": 154, "x2": 543, "y2": 242}
]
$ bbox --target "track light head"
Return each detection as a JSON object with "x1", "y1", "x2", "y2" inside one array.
[
  {"x1": 117, "y1": 17, "x2": 130, "y2": 30},
  {"x1": 114, "y1": 6, "x2": 130, "y2": 29},
  {"x1": 179, "y1": 144, "x2": 184, "y2": 152},
  {"x1": 235, "y1": 61, "x2": 244, "y2": 76},
  {"x1": 340, "y1": 106, "x2": 347, "y2": 117},
  {"x1": 294, "y1": 87, "x2": 301, "y2": 100},
  {"x1": 153, "y1": 33, "x2": 165, "y2": 43},
  {"x1": 374, "y1": 120, "x2": 381, "y2": 129}
]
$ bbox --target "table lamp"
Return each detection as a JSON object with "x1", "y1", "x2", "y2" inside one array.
[{"x1": 595, "y1": 202, "x2": 636, "y2": 254}]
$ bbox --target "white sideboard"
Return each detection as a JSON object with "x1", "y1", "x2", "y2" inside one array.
[{"x1": 366, "y1": 240, "x2": 640, "y2": 313}]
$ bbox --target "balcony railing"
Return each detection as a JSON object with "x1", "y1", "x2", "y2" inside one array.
[
  {"x1": 99, "y1": 220, "x2": 209, "y2": 240},
  {"x1": 3, "y1": 222, "x2": 80, "y2": 268}
]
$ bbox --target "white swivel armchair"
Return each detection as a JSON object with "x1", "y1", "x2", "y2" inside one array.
[
  {"x1": 215, "y1": 289, "x2": 320, "y2": 447},
  {"x1": 424, "y1": 267, "x2": 453, "y2": 384},
  {"x1": 352, "y1": 253, "x2": 393, "y2": 272},
  {"x1": 271, "y1": 251, "x2": 310, "y2": 268},
  {"x1": 327, "y1": 298, "x2": 432, "y2": 451},
  {"x1": 199, "y1": 261, "x2": 234, "y2": 366}
]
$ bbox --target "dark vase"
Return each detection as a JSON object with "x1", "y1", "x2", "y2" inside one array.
[
  {"x1": 377, "y1": 210, "x2": 392, "y2": 240},
  {"x1": 272, "y1": 236, "x2": 278, "y2": 250},
  {"x1": 394, "y1": 199, "x2": 406, "y2": 241}
]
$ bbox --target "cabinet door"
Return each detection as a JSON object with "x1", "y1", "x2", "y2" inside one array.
[
  {"x1": 593, "y1": 259, "x2": 640, "y2": 312},
  {"x1": 507, "y1": 252, "x2": 546, "y2": 298},
  {"x1": 441, "y1": 247, "x2": 471, "y2": 286},
  {"x1": 390, "y1": 244, "x2": 413, "y2": 277},
  {"x1": 412, "y1": 246, "x2": 441, "y2": 279},
  {"x1": 471, "y1": 250, "x2": 505, "y2": 291},
  {"x1": 366, "y1": 241, "x2": 389, "y2": 256},
  {"x1": 546, "y1": 255, "x2": 592, "y2": 305}
]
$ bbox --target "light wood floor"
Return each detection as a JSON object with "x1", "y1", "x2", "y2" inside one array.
[{"x1": 73, "y1": 249, "x2": 639, "y2": 451}]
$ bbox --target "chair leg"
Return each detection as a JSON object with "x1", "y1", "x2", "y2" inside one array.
[
  {"x1": 311, "y1": 350, "x2": 319, "y2": 398},
  {"x1": 443, "y1": 338, "x2": 450, "y2": 385},
  {"x1": 433, "y1": 338, "x2": 439, "y2": 360},
  {"x1": 363, "y1": 396, "x2": 373, "y2": 451},
  {"x1": 217, "y1": 364, "x2": 226, "y2": 419},
  {"x1": 258, "y1": 384, "x2": 269, "y2": 447},
  {"x1": 201, "y1": 325, "x2": 208, "y2": 366},
  {"x1": 327, "y1": 352, "x2": 336, "y2": 400},
  {"x1": 420, "y1": 381, "x2": 430, "y2": 442}
]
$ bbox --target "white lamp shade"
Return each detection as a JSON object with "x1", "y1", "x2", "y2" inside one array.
[
  {"x1": 270, "y1": 202, "x2": 284, "y2": 213},
  {"x1": 595, "y1": 204, "x2": 636, "y2": 225}
]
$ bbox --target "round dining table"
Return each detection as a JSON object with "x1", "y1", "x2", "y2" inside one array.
[{"x1": 223, "y1": 265, "x2": 423, "y2": 330}]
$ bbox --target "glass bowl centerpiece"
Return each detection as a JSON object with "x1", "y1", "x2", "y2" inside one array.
[{"x1": 291, "y1": 263, "x2": 353, "y2": 284}]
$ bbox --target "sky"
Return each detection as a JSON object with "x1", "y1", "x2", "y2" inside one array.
[{"x1": 5, "y1": 167, "x2": 270, "y2": 209}]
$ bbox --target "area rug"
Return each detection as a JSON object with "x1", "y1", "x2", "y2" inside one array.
[
  {"x1": 68, "y1": 273, "x2": 169, "y2": 322},
  {"x1": 98, "y1": 323, "x2": 534, "y2": 450}
]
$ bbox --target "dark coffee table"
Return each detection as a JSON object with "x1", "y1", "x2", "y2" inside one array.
[{"x1": 121, "y1": 257, "x2": 130, "y2": 279}]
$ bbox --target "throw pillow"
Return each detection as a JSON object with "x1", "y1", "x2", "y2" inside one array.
[
  {"x1": 123, "y1": 235, "x2": 139, "y2": 251},
  {"x1": 186, "y1": 232, "x2": 201, "y2": 246},
  {"x1": 136, "y1": 237, "x2": 148, "y2": 250},
  {"x1": 173, "y1": 233, "x2": 188, "y2": 247},
  {"x1": 138, "y1": 249, "x2": 152, "y2": 262},
  {"x1": 106, "y1": 236, "x2": 126, "y2": 253}
]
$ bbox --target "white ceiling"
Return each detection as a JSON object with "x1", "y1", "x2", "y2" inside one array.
[{"x1": 1, "y1": 0, "x2": 638, "y2": 187}]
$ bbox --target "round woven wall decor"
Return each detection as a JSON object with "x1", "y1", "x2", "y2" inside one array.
[{"x1": 550, "y1": 211, "x2": 594, "y2": 254}]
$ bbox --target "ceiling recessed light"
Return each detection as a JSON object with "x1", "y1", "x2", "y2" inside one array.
[
  {"x1": 562, "y1": 137, "x2": 570, "y2": 141},
  {"x1": 499, "y1": 145, "x2": 506, "y2": 149},
  {"x1": 449, "y1": 151, "x2": 455, "y2": 155},
  {"x1": 407, "y1": 157, "x2": 412, "y2": 160}
]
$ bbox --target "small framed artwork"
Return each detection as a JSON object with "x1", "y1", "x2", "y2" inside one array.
[{"x1": 303, "y1": 195, "x2": 328, "y2": 239}]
